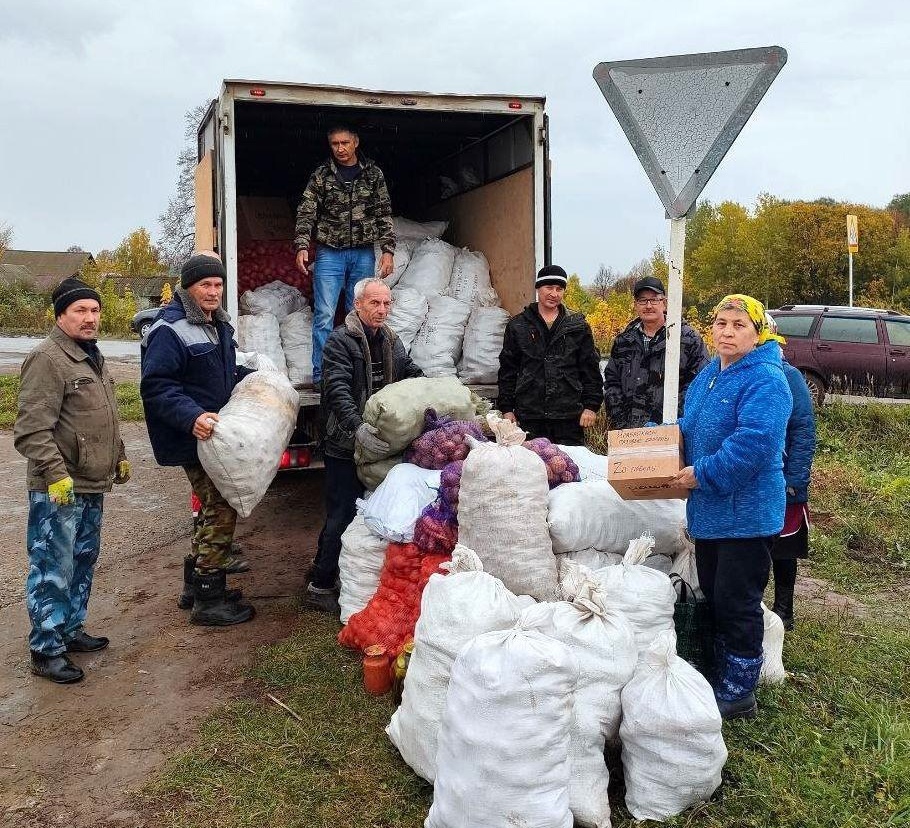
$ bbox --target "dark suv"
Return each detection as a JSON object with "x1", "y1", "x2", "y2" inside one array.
[{"x1": 768, "y1": 305, "x2": 910, "y2": 404}]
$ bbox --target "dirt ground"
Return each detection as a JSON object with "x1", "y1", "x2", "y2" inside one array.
[{"x1": 0, "y1": 357, "x2": 328, "y2": 827}]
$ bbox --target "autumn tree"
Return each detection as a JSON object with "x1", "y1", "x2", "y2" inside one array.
[
  {"x1": 160, "y1": 281, "x2": 173, "y2": 306},
  {"x1": 0, "y1": 222, "x2": 12, "y2": 257}
]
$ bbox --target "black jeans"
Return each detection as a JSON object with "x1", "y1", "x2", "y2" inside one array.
[
  {"x1": 694, "y1": 536, "x2": 773, "y2": 659},
  {"x1": 310, "y1": 455, "x2": 364, "y2": 590},
  {"x1": 521, "y1": 417, "x2": 585, "y2": 446}
]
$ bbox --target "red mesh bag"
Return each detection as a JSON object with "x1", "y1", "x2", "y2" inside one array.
[
  {"x1": 338, "y1": 542, "x2": 450, "y2": 654},
  {"x1": 404, "y1": 409, "x2": 486, "y2": 470},
  {"x1": 522, "y1": 438, "x2": 581, "y2": 488},
  {"x1": 413, "y1": 499, "x2": 458, "y2": 556}
]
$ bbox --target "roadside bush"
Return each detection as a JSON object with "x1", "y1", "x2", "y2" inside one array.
[{"x1": 0, "y1": 281, "x2": 51, "y2": 332}]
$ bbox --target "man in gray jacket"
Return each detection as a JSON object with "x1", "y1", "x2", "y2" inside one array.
[{"x1": 14, "y1": 278, "x2": 129, "y2": 684}]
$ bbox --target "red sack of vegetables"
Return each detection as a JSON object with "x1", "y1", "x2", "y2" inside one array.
[
  {"x1": 338, "y1": 542, "x2": 450, "y2": 654},
  {"x1": 439, "y1": 459, "x2": 463, "y2": 511},
  {"x1": 522, "y1": 438, "x2": 581, "y2": 488},
  {"x1": 404, "y1": 408, "x2": 486, "y2": 470},
  {"x1": 413, "y1": 498, "x2": 458, "y2": 556}
]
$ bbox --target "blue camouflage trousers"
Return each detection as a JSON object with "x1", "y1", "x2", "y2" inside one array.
[{"x1": 25, "y1": 491, "x2": 104, "y2": 656}]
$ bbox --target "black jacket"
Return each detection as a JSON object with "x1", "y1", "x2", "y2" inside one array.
[
  {"x1": 603, "y1": 318, "x2": 709, "y2": 429},
  {"x1": 497, "y1": 303, "x2": 603, "y2": 421},
  {"x1": 321, "y1": 310, "x2": 423, "y2": 459}
]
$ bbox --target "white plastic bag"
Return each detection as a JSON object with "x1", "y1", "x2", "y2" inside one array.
[
  {"x1": 386, "y1": 546, "x2": 527, "y2": 782},
  {"x1": 447, "y1": 248, "x2": 493, "y2": 306},
  {"x1": 338, "y1": 516, "x2": 388, "y2": 624},
  {"x1": 393, "y1": 215, "x2": 448, "y2": 241},
  {"x1": 458, "y1": 415, "x2": 559, "y2": 601},
  {"x1": 620, "y1": 630, "x2": 727, "y2": 821},
  {"x1": 239, "y1": 279, "x2": 306, "y2": 321},
  {"x1": 547, "y1": 479, "x2": 686, "y2": 556},
  {"x1": 197, "y1": 372, "x2": 299, "y2": 518},
  {"x1": 670, "y1": 523, "x2": 702, "y2": 596},
  {"x1": 522, "y1": 585, "x2": 637, "y2": 828},
  {"x1": 396, "y1": 238, "x2": 456, "y2": 297},
  {"x1": 556, "y1": 445, "x2": 608, "y2": 481},
  {"x1": 592, "y1": 535, "x2": 677, "y2": 655},
  {"x1": 760, "y1": 602, "x2": 786, "y2": 684},
  {"x1": 426, "y1": 626, "x2": 577, "y2": 828},
  {"x1": 358, "y1": 464, "x2": 441, "y2": 543},
  {"x1": 562, "y1": 548, "x2": 624, "y2": 571},
  {"x1": 238, "y1": 313, "x2": 288, "y2": 376},
  {"x1": 409, "y1": 294, "x2": 471, "y2": 377},
  {"x1": 374, "y1": 239, "x2": 414, "y2": 289},
  {"x1": 387, "y1": 288, "x2": 428, "y2": 352},
  {"x1": 279, "y1": 307, "x2": 313, "y2": 386},
  {"x1": 457, "y1": 306, "x2": 509, "y2": 384}
]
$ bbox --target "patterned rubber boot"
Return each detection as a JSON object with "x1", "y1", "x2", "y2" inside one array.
[
  {"x1": 190, "y1": 570, "x2": 255, "y2": 626},
  {"x1": 178, "y1": 555, "x2": 244, "y2": 610},
  {"x1": 715, "y1": 650, "x2": 763, "y2": 720}
]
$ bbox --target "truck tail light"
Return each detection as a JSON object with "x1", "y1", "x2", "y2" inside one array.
[{"x1": 190, "y1": 492, "x2": 201, "y2": 517}]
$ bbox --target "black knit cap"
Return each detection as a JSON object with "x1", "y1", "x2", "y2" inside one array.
[
  {"x1": 52, "y1": 277, "x2": 101, "y2": 318},
  {"x1": 535, "y1": 264, "x2": 568, "y2": 289},
  {"x1": 181, "y1": 252, "x2": 226, "y2": 289}
]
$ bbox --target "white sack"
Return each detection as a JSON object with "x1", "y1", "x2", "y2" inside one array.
[
  {"x1": 197, "y1": 372, "x2": 299, "y2": 519},
  {"x1": 393, "y1": 215, "x2": 448, "y2": 241},
  {"x1": 522, "y1": 586, "x2": 637, "y2": 828},
  {"x1": 556, "y1": 444, "x2": 608, "y2": 481},
  {"x1": 620, "y1": 630, "x2": 727, "y2": 821},
  {"x1": 426, "y1": 626, "x2": 577, "y2": 828},
  {"x1": 358, "y1": 463, "x2": 441, "y2": 543},
  {"x1": 457, "y1": 306, "x2": 509, "y2": 384},
  {"x1": 446, "y1": 248, "x2": 494, "y2": 307},
  {"x1": 374, "y1": 239, "x2": 414, "y2": 289},
  {"x1": 238, "y1": 313, "x2": 288, "y2": 376},
  {"x1": 396, "y1": 238, "x2": 456, "y2": 297},
  {"x1": 386, "y1": 546, "x2": 527, "y2": 782},
  {"x1": 592, "y1": 535, "x2": 677, "y2": 655},
  {"x1": 670, "y1": 523, "x2": 701, "y2": 596},
  {"x1": 410, "y1": 294, "x2": 471, "y2": 377},
  {"x1": 547, "y1": 479, "x2": 686, "y2": 556},
  {"x1": 458, "y1": 415, "x2": 559, "y2": 601},
  {"x1": 235, "y1": 350, "x2": 279, "y2": 372},
  {"x1": 760, "y1": 603, "x2": 787, "y2": 684},
  {"x1": 279, "y1": 307, "x2": 313, "y2": 386},
  {"x1": 387, "y1": 288, "x2": 428, "y2": 351},
  {"x1": 563, "y1": 548, "x2": 625, "y2": 571},
  {"x1": 338, "y1": 516, "x2": 388, "y2": 624},
  {"x1": 239, "y1": 279, "x2": 306, "y2": 321}
]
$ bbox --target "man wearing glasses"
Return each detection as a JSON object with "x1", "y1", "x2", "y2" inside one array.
[{"x1": 603, "y1": 276, "x2": 709, "y2": 429}]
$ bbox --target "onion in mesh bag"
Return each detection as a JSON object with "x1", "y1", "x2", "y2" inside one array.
[
  {"x1": 522, "y1": 438, "x2": 581, "y2": 488},
  {"x1": 413, "y1": 499, "x2": 459, "y2": 556},
  {"x1": 439, "y1": 459, "x2": 464, "y2": 511},
  {"x1": 404, "y1": 408, "x2": 486, "y2": 470}
]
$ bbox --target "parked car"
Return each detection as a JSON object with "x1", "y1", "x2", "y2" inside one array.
[
  {"x1": 768, "y1": 304, "x2": 910, "y2": 404},
  {"x1": 130, "y1": 307, "x2": 163, "y2": 338}
]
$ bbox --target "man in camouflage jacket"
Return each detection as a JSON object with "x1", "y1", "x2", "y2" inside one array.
[
  {"x1": 603, "y1": 276, "x2": 709, "y2": 429},
  {"x1": 294, "y1": 125, "x2": 395, "y2": 384}
]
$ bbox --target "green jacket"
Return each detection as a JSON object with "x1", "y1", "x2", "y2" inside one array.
[
  {"x1": 14, "y1": 325, "x2": 125, "y2": 493},
  {"x1": 294, "y1": 155, "x2": 395, "y2": 254}
]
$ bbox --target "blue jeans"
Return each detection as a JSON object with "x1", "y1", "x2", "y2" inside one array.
[
  {"x1": 312, "y1": 244, "x2": 375, "y2": 381},
  {"x1": 25, "y1": 492, "x2": 104, "y2": 656}
]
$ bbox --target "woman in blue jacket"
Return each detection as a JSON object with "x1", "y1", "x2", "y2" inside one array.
[
  {"x1": 673, "y1": 295, "x2": 792, "y2": 720},
  {"x1": 766, "y1": 314, "x2": 817, "y2": 630}
]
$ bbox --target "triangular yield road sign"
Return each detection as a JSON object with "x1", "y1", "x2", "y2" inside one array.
[{"x1": 593, "y1": 46, "x2": 787, "y2": 218}]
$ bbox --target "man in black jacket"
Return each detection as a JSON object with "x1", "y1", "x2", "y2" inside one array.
[
  {"x1": 497, "y1": 265, "x2": 603, "y2": 446},
  {"x1": 306, "y1": 278, "x2": 423, "y2": 613},
  {"x1": 603, "y1": 276, "x2": 709, "y2": 429}
]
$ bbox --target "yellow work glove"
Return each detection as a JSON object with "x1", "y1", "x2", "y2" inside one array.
[
  {"x1": 114, "y1": 460, "x2": 131, "y2": 484},
  {"x1": 48, "y1": 476, "x2": 75, "y2": 506}
]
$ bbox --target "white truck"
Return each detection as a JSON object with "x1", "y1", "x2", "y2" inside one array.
[{"x1": 193, "y1": 79, "x2": 552, "y2": 467}]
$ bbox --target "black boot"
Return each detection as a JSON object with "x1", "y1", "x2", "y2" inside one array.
[
  {"x1": 65, "y1": 630, "x2": 109, "y2": 652},
  {"x1": 31, "y1": 651, "x2": 84, "y2": 684},
  {"x1": 772, "y1": 559, "x2": 797, "y2": 631},
  {"x1": 190, "y1": 569, "x2": 255, "y2": 626},
  {"x1": 178, "y1": 555, "x2": 244, "y2": 609}
]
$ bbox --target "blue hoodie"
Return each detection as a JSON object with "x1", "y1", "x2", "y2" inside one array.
[{"x1": 678, "y1": 342, "x2": 793, "y2": 539}]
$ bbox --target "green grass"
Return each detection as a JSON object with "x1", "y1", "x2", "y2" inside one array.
[
  {"x1": 142, "y1": 402, "x2": 910, "y2": 828},
  {"x1": 0, "y1": 375, "x2": 144, "y2": 428}
]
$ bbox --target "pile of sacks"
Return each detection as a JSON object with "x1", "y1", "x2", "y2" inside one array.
[
  {"x1": 237, "y1": 280, "x2": 313, "y2": 385},
  {"x1": 382, "y1": 219, "x2": 509, "y2": 385}
]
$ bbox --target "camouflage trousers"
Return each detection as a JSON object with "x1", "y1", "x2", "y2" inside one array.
[
  {"x1": 25, "y1": 491, "x2": 104, "y2": 656},
  {"x1": 183, "y1": 464, "x2": 236, "y2": 570}
]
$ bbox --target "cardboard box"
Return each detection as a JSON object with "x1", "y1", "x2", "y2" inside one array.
[
  {"x1": 237, "y1": 197, "x2": 294, "y2": 241},
  {"x1": 607, "y1": 424, "x2": 688, "y2": 500}
]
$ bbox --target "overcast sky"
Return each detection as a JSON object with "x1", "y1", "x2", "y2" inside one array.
[{"x1": 1, "y1": 0, "x2": 907, "y2": 279}]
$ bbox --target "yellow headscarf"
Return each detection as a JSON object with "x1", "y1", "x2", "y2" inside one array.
[{"x1": 710, "y1": 294, "x2": 786, "y2": 346}]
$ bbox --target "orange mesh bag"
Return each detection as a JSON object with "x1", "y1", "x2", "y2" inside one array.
[{"x1": 338, "y1": 542, "x2": 450, "y2": 654}]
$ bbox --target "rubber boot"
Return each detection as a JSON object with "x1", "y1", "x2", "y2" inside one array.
[
  {"x1": 178, "y1": 555, "x2": 244, "y2": 609},
  {"x1": 772, "y1": 559, "x2": 796, "y2": 631},
  {"x1": 190, "y1": 570, "x2": 255, "y2": 626},
  {"x1": 714, "y1": 649, "x2": 763, "y2": 720}
]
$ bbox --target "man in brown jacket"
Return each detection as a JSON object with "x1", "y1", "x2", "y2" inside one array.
[{"x1": 14, "y1": 278, "x2": 130, "y2": 684}]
